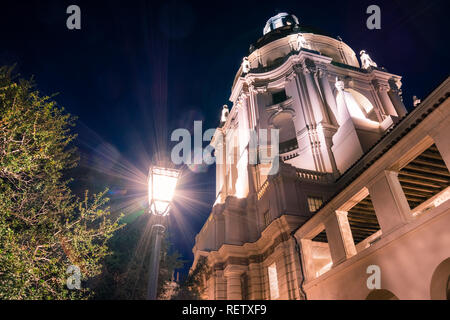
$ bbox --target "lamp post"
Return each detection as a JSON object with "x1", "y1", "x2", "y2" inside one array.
[{"x1": 147, "y1": 166, "x2": 181, "y2": 300}]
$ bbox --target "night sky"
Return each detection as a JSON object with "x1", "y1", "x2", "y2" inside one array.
[{"x1": 1, "y1": 0, "x2": 449, "y2": 273}]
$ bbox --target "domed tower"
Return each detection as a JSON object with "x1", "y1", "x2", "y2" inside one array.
[
  {"x1": 216, "y1": 11, "x2": 407, "y2": 201},
  {"x1": 193, "y1": 13, "x2": 408, "y2": 300}
]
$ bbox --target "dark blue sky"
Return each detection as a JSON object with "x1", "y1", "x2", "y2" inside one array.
[{"x1": 1, "y1": 0, "x2": 449, "y2": 270}]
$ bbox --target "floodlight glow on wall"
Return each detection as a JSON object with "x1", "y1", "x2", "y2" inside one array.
[{"x1": 148, "y1": 166, "x2": 180, "y2": 216}]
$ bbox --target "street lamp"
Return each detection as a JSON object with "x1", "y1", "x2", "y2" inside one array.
[{"x1": 147, "y1": 166, "x2": 181, "y2": 300}]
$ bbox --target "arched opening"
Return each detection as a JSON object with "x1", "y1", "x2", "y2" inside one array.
[
  {"x1": 366, "y1": 289, "x2": 399, "y2": 300},
  {"x1": 430, "y1": 258, "x2": 450, "y2": 300},
  {"x1": 347, "y1": 89, "x2": 375, "y2": 115},
  {"x1": 335, "y1": 88, "x2": 377, "y2": 123},
  {"x1": 271, "y1": 111, "x2": 298, "y2": 154}
]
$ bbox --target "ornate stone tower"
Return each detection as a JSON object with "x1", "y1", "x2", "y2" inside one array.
[
  {"x1": 191, "y1": 12, "x2": 420, "y2": 300},
  {"x1": 212, "y1": 12, "x2": 406, "y2": 205}
]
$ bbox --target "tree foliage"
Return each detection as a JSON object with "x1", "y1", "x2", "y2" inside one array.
[
  {"x1": 92, "y1": 213, "x2": 184, "y2": 300},
  {"x1": 172, "y1": 256, "x2": 210, "y2": 300},
  {"x1": 0, "y1": 66, "x2": 122, "y2": 299}
]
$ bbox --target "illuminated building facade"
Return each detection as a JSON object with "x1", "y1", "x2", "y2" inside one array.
[{"x1": 191, "y1": 13, "x2": 450, "y2": 300}]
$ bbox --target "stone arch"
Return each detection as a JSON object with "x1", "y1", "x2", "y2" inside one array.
[
  {"x1": 334, "y1": 86, "x2": 379, "y2": 124},
  {"x1": 366, "y1": 289, "x2": 399, "y2": 300},
  {"x1": 346, "y1": 89, "x2": 375, "y2": 115},
  {"x1": 430, "y1": 257, "x2": 450, "y2": 300},
  {"x1": 270, "y1": 111, "x2": 298, "y2": 153}
]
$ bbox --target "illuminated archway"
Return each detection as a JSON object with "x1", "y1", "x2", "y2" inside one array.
[
  {"x1": 335, "y1": 88, "x2": 376, "y2": 123},
  {"x1": 430, "y1": 258, "x2": 450, "y2": 300},
  {"x1": 271, "y1": 111, "x2": 298, "y2": 154},
  {"x1": 347, "y1": 89, "x2": 374, "y2": 114}
]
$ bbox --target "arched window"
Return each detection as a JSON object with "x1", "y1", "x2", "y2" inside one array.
[
  {"x1": 347, "y1": 89, "x2": 374, "y2": 114},
  {"x1": 336, "y1": 88, "x2": 376, "y2": 122},
  {"x1": 271, "y1": 111, "x2": 298, "y2": 154},
  {"x1": 430, "y1": 258, "x2": 450, "y2": 300}
]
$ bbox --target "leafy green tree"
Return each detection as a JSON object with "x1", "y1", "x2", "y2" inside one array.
[{"x1": 0, "y1": 66, "x2": 122, "y2": 299}]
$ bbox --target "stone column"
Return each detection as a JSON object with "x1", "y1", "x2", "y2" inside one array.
[
  {"x1": 215, "y1": 136, "x2": 227, "y2": 203},
  {"x1": 387, "y1": 79, "x2": 407, "y2": 118},
  {"x1": 325, "y1": 210, "x2": 357, "y2": 265},
  {"x1": 291, "y1": 67, "x2": 317, "y2": 171},
  {"x1": 214, "y1": 270, "x2": 227, "y2": 300},
  {"x1": 368, "y1": 170, "x2": 411, "y2": 234},
  {"x1": 248, "y1": 261, "x2": 263, "y2": 299},
  {"x1": 334, "y1": 78, "x2": 352, "y2": 124},
  {"x1": 317, "y1": 123, "x2": 339, "y2": 175},
  {"x1": 317, "y1": 66, "x2": 339, "y2": 123},
  {"x1": 298, "y1": 238, "x2": 315, "y2": 281},
  {"x1": 310, "y1": 61, "x2": 340, "y2": 175},
  {"x1": 298, "y1": 62, "x2": 330, "y2": 172},
  {"x1": 374, "y1": 81, "x2": 398, "y2": 117},
  {"x1": 247, "y1": 84, "x2": 258, "y2": 130},
  {"x1": 224, "y1": 265, "x2": 247, "y2": 300},
  {"x1": 303, "y1": 61, "x2": 331, "y2": 124}
]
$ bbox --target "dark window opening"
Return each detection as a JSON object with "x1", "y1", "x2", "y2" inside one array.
[
  {"x1": 398, "y1": 144, "x2": 450, "y2": 210},
  {"x1": 312, "y1": 230, "x2": 328, "y2": 243},
  {"x1": 272, "y1": 90, "x2": 287, "y2": 105},
  {"x1": 347, "y1": 195, "x2": 381, "y2": 244},
  {"x1": 308, "y1": 196, "x2": 323, "y2": 213}
]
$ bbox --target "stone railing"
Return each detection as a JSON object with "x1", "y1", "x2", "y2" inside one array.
[
  {"x1": 295, "y1": 168, "x2": 334, "y2": 182},
  {"x1": 257, "y1": 167, "x2": 333, "y2": 201},
  {"x1": 279, "y1": 137, "x2": 298, "y2": 154},
  {"x1": 281, "y1": 149, "x2": 299, "y2": 161}
]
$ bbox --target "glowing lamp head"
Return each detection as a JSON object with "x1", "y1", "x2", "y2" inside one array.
[{"x1": 148, "y1": 166, "x2": 181, "y2": 216}]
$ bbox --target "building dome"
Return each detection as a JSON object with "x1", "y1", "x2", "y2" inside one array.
[
  {"x1": 263, "y1": 12, "x2": 299, "y2": 35},
  {"x1": 232, "y1": 12, "x2": 361, "y2": 89}
]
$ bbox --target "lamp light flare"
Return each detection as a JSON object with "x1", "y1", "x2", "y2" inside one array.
[{"x1": 148, "y1": 166, "x2": 181, "y2": 216}]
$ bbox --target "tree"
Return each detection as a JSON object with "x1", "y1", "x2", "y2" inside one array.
[
  {"x1": 0, "y1": 66, "x2": 122, "y2": 299},
  {"x1": 92, "y1": 213, "x2": 184, "y2": 300},
  {"x1": 171, "y1": 256, "x2": 210, "y2": 300}
]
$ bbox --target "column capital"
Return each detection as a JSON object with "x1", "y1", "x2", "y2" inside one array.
[
  {"x1": 238, "y1": 92, "x2": 248, "y2": 104},
  {"x1": 316, "y1": 64, "x2": 328, "y2": 78},
  {"x1": 388, "y1": 77, "x2": 403, "y2": 94},
  {"x1": 372, "y1": 79, "x2": 390, "y2": 92},
  {"x1": 298, "y1": 59, "x2": 317, "y2": 75},
  {"x1": 224, "y1": 264, "x2": 248, "y2": 277},
  {"x1": 293, "y1": 63, "x2": 305, "y2": 75}
]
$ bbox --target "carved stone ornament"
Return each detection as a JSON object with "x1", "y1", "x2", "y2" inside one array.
[
  {"x1": 296, "y1": 33, "x2": 310, "y2": 50},
  {"x1": 335, "y1": 77, "x2": 345, "y2": 92},
  {"x1": 220, "y1": 105, "x2": 229, "y2": 123},
  {"x1": 242, "y1": 57, "x2": 251, "y2": 73},
  {"x1": 360, "y1": 50, "x2": 378, "y2": 69}
]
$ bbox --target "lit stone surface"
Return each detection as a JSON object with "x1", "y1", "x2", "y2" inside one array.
[{"x1": 190, "y1": 12, "x2": 450, "y2": 300}]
